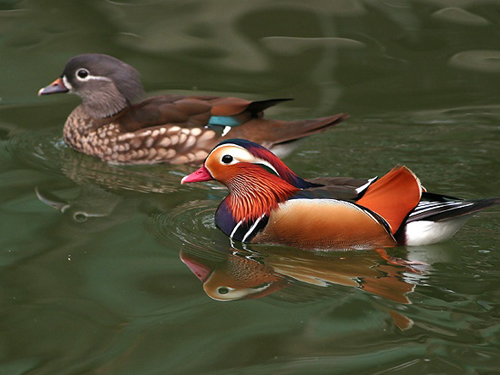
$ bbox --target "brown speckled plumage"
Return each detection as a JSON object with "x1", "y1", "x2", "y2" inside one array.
[
  {"x1": 39, "y1": 54, "x2": 348, "y2": 165},
  {"x1": 63, "y1": 106, "x2": 214, "y2": 164}
]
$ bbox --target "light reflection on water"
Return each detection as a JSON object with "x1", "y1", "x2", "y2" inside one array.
[{"x1": 1, "y1": 0, "x2": 500, "y2": 374}]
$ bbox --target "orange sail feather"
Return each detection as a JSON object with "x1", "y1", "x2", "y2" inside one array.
[{"x1": 357, "y1": 166, "x2": 422, "y2": 234}]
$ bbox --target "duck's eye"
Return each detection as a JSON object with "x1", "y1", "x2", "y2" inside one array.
[
  {"x1": 73, "y1": 212, "x2": 88, "y2": 222},
  {"x1": 76, "y1": 69, "x2": 89, "y2": 80},
  {"x1": 221, "y1": 154, "x2": 233, "y2": 164},
  {"x1": 218, "y1": 287, "x2": 229, "y2": 295}
]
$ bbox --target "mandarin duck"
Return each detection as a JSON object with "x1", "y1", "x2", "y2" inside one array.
[
  {"x1": 181, "y1": 139, "x2": 500, "y2": 249},
  {"x1": 38, "y1": 54, "x2": 348, "y2": 165}
]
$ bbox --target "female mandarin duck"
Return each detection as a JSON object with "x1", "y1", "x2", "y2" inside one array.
[
  {"x1": 181, "y1": 139, "x2": 500, "y2": 249},
  {"x1": 38, "y1": 54, "x2": 347, "y2": 165}
]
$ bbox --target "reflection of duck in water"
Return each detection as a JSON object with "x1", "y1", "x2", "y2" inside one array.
[
  {"x1": 181, "y1": 247, "x2": 418, "y2": 329},
  {"x1": 35, "y1": 183, "x2": 191, "y2": 232},
  {"x1": 58, "y1": 151, "x2": 196, "y2": 194},
  {"x1": 181, "y1": 249, "x2": 287, "y2": 301},
  {"x1": 35, "y1": 185, "x2": 135, "y2": 232},
  {"x1": 181, "y1": 247, "x2": 415, "y2": 303},
  {"x1": 38, "y1": 54, "x2": 347, "y2": 164}
]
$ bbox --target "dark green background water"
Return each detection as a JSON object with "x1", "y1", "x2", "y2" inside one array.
[{"x1": 1, "y1": 1, "x2": 500, "y2": 374}]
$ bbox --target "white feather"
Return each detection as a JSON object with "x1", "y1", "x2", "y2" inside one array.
[{"x1": 405, "y1": 217, "x2": 470, "y2": 246}]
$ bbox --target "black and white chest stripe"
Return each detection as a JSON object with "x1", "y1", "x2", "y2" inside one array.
[
  {"x1": 215, "y1": 199, "x2": 271, "y2": 243},
  {"x1": 229, "y1": 214, "x2": 270, "y2": 243}
]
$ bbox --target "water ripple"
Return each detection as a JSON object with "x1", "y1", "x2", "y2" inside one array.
[{"x1": 148, "y1": 199, "x2": 225, "y2": 251}]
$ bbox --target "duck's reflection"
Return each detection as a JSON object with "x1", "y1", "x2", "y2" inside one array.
[
  {"x1": 181, "y1": 249, "x2": 287, "y2": 301},
  {"x1": 181, "y1": 246, "x2": 419, "y2": 304},
  {"x1": 181, "y1": 246, "x2": 422, "y2": 329},
  {"x1": 59, "y1": 150, "x2": 196, "y2": 194},
  {"x1": 34, "y1": 183, "x2": 193, "y2": 233},
  {"x1": 35, "y1": 185, "x2": 138, "y2": 232}
]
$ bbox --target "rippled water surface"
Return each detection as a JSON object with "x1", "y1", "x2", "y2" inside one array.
[{"x1": 1, "y1": 1, "x2": 500, "y2": 374}]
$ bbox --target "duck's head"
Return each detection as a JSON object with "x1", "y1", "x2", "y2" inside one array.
[
  {"x1": 181, "y1": 139, "x2": 315, "y2": 189},
  {"x1": 180, "y1": 250, "x2": 287, "y2": 301},
  {"x1": 38, "y1": 54, "x2": 145, "y2": 118}
]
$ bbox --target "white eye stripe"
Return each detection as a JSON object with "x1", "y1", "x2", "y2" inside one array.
[
  {"x1": 255, "y1": 159, "x2": 279, "y2": 176},
  {"x1": 210, "y1": 144, "x2": 279, "y2": 176},
  {"x1": 80, "y1": 75, "x2": 112, "y2": 82},
  {"x1": 74, "y1": 71, "x2": 112, "y2": 82}
]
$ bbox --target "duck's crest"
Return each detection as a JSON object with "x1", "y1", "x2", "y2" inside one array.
[{"x1": 218, "y1": 139, "x2": 320, "y2": 189}]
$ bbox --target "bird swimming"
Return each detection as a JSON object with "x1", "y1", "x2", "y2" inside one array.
[
  {"x1": 38, "y1": 54, "x2": 347, "y2": 165},
  {"x1": 182, "y1": 139, "x2": 500, "y2": 250}
]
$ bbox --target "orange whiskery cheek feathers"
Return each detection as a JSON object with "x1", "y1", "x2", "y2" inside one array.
[{"x1": 225, "y1": 165, "x2": 299, "y2": 222}]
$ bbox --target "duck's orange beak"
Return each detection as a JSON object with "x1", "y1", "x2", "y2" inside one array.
[
  {"x1": 181, "y1": 165, "x2": 214, "y2": 184},
  {"x1": 38, "y1": 77, "x2": 69, "y2": 96}
]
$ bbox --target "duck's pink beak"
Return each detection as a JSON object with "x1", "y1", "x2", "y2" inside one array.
[
  {"x1": 181, "y1": 165, "x2": 214, "y2": 184},
  {"x1": 180, "y1": 252, "x2": 212, "y2": 282}
]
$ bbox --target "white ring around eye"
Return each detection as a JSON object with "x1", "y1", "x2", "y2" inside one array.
[
  {"x1": 76, "y1": 68, "x2": 90, "y2": 80},
  {"x1": 217, "y1": 286, "x2": 233, "y2": 295}
]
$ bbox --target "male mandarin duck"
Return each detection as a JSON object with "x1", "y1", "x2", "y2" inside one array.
[
  {"x1": 38, "y1": 54, "x2": 347, "y2": 164},
  {"x1": 181, "y1": 139, "x2": 500, "y2": 249}
]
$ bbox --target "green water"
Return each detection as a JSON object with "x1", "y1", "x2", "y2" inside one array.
[{"x1": 1, "y1": 1, "x2": 500, "y2": 374}]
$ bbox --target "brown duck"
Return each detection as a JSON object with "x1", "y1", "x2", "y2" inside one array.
[{"x1": 38, "y1": 54, "x2": 348, "y2": 165}]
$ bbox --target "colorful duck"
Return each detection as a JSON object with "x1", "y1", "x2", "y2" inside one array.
[
  {"x1": 38, "y1": 54, "x2": 347, "y2": 164},
  {"x1": 182, "y1": 139, "x2": 499, "y2": 250}
]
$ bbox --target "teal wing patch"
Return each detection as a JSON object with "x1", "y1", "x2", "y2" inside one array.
[{"x1": 208, "y1": 116, "x2": 242, "y2": 127}]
